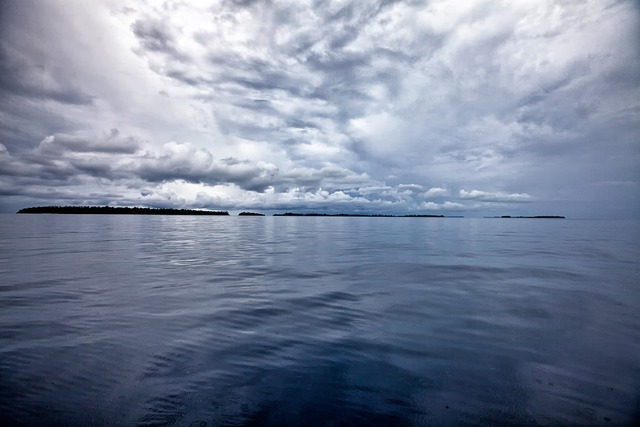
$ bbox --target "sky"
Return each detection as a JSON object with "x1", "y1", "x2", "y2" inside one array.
[{"x1": 0, "y1": 0, "x2": 638, "y2": 217}]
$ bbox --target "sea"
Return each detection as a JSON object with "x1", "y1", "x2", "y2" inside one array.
[{"x1": 0, "y1": 214, "x2": 638, "y2": 427}]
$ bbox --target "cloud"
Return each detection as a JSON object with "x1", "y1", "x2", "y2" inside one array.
[
  {"x1": 281, "y1": 166, "x2": 370, "y2": 188},
  {"x1": 136, "y1": 142, "x2": 280, "y2": 191},
  {"x1": 0, "y1": 44, "x2": 94, "y2": 106},
  {"x1": 37, "y1": 129, "x2": 141, "y2": 155},
  {"x1": 420, "y1": 201, "x2": 464, "y2": 211},
  {"x1": 131, "y1": 18, "x2": 177, "y2": 54},
  {"x1": 397, "y1": 184, "x2": 423, "y2": 192},
  {"x1": 423, "y1": 187, "x2": 449, "y2": 198},
  {"x1": 459, "y1": 189, "x2": 534, "y2": 203}
]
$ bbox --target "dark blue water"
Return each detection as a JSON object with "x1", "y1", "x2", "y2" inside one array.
[{"x1": 0, "y1": 215, "x2": 638, "y2": 426}]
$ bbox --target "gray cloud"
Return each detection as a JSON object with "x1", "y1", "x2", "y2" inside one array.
[
  {"x1": 131, "y1": 18, "x2": 176, "y2": 54},
  {"x1": 37, "y1": 129, "x2": 141, "y2": 155},
  {"x1": 0, "y1": 45, "x2": 94, "y2": 106},
  {"x1": 136, "y1": 142, "x2": 279, "y2": 191}
]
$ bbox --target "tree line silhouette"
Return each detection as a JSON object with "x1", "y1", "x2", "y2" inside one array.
[
  {"x1": 17, "y1": 206, "x2": 229, "y2": 215},
  {"x1": 273, "y1": 212, "x2": 448, "y2": 217}
]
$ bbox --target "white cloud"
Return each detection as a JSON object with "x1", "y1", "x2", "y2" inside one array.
[
  {"x1": 420, "y1": 201, "x2": 464, "y2": 211},
  {"x1": 459, "y1": 189, "x2": 533, "y2": 203},
  {"x1": 423, "y1": 187, "x2": 449, "y2": 198},
  {"x1": 398, "y1": 184, "x2": 423, "y2": 192}
]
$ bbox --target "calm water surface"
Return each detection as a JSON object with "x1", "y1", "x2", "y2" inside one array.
[{"x1": 0, "y1": 215, "x2": 639, "y2": 426}]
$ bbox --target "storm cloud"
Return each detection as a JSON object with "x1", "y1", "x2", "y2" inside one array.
[{"x1": 0, "y1": 0, "x2": 638, "y2": 217}]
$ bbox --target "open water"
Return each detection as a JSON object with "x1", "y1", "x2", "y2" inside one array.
[{"x1": 0, "y1": 215, "x2": 638, "y2": 426}]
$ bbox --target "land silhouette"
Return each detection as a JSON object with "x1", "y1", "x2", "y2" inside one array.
[
  {"x1": 17, "y1": 206, "x2": 229, "y2": 215},
  {"x1": 485, "y1": 215, "x2": 565, "y2": 219},
  {"x1": 272, "y1": 213, "x2": 461, "y2": 217}
]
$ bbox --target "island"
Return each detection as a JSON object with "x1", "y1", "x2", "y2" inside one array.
[
  {"x1": 238, "y1": 212, "x2": 265, "y2": 216},
  {"x1": 484, "y1": 215, "x2": 565, "y2": 219},
  {"x1": 17, "y1": 206, "x2": 229, "y2": 215},
  {"x1": 272, "y1": 213, "x2": 459, "y2": 217}
]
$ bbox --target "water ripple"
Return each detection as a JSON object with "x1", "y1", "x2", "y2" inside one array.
[{"x1": 1, "y1": 216, "x2": 639, "y2": 426}]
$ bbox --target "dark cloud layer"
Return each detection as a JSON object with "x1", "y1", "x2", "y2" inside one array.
[{"x1": 0, "y1": 0, "x2": 638, "y2": 217}]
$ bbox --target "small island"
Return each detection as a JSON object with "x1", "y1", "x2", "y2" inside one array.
[
  {"x1": 238, "y1": 212, "x2": 265, "y2": 216},
  {"x1": 17, "y1": 206, "x2": 229, "y2": 215}
]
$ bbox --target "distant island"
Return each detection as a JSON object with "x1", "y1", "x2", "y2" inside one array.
[
  {"x1": 484, "y1": 215, "x2": 565, "y2": 219},
  {"x1": 17, "y1": 206, "x2": 229, "y2": 215},
  {"x1": 238, "y1": 212, "x2": 265, "y2": 216},
  {"x1": 272, "y1": 213, "x2": 460, "y2": 218}
]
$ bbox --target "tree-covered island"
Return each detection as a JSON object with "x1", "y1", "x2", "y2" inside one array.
[{"x1": 17, "y1": 206, "x2": 229, "y2": 215}]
